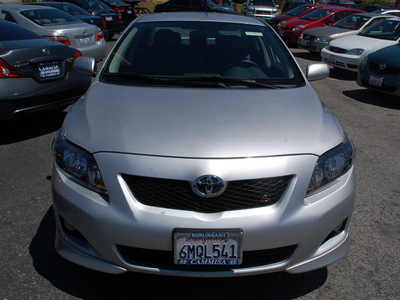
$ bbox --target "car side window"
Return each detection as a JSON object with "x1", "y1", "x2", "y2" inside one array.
[{"x1": 1, "y1": 11, "x2": 17, "y2": 23}]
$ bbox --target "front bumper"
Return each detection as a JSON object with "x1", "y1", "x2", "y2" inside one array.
[
  {"x1": 357, "y1": 63, "x2": 400, "y2": 97},
  {"x1": 298, "y1": 37, "x2": 327, "y2": 53},
  {"x1": 321, "y1": 49, "x2": 360, "y2": 72},
  {"x1": 52, "y1": 153, "x2": 356, "y2": 277},
  {"x1": 277, "y1": 29, "x2": 301, "y2": 44}
]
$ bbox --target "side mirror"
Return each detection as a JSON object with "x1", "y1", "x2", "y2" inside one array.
[
  {"x1": 74, "y1": 56, "x2": 97, "y2": 77},
  {"x1": 306, "y1": 63, "x2": 330, "y2": 81}
]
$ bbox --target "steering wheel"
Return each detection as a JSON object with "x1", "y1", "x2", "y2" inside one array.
[{"x1": 225, "y1": 60, "x2": 261, "y2": 70}]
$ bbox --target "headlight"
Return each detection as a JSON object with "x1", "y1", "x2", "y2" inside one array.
[
  {"x1": 53, "y1": 132, "x2": 107, "y2": 195},
  {"x1": 247, "y1": 7, "x2": 255, "y2": 13},
  {"x1": 315, "y1": 36, "x2": 332, "y2": 43},
  {"x1": 360, "y1": 54, "x2": 369, "y2": 68},
  {"x1": 293, "y1": 25, "x2": 306, "y2": 31},
  {"x1": 346, "y1": 48, "x2": 365, "y2": 56},
  {"x1": 307, "y1": 134, "x2": 354, "y2": 195},
  {"x1": 278, "y1": 20, "x2": 286, "y2": 27}
]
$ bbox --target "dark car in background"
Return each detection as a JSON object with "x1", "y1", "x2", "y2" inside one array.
[
  {"x1": 363, "y1": 4, "x2": 393, "y2": 12},
  {"x1": 27, "y1": 2, "x2": 108, "y2": 40},
  {"x1": 98, "y1": 0, "x2": 136, "y2": 27},
  {"x1": 154, "y1": 0, "x2": 237, "y2": 13},
  {"x1": 47, "y1": 0, "x2": 124, "y2": 40},
  {"x1": 0, "y1": 20, "x2": 91, "y2": 120},
  {"x1": 357, "y1": 44, "x2": 400, "y2": 97}
]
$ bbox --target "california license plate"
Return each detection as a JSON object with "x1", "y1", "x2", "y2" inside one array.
[
  {"x1": 105, "y1": 16, "x2": 113, "y2": 21},
  {"x1": 369, "y1": 75, "x2": 384, "y2": 87},
  {"x1": 79, "y1": 37, "x2": 92, "y2": 45},
  {"x1": 39, "y1": 62, "x2": 60, "y2": 78},
  {"x1": 127, "y1": 9, "x2": 132, "y2": 14},
  {"x1": 174, "y1": 229, "x2": 243, "y2": 265}
]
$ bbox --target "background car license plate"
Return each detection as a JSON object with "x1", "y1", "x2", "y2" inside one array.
[
  {"x1": 39, "y1": 62, "x2": 60, "y2": 78},
  {"x1": 79, "y1": 37, "x2": 92, "y2": 45},
  {"x1": 369, "y1": 75, "x2": 384, "y2": 87},
  {"x1": 174, "y1": 229, "x2": 243, "y2": 265},
  {"x1": 105, "y1": 16, "x2": 113, "y2": 21}
]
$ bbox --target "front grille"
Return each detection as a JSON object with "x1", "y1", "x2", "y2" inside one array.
[
  {"x1": 302, "y1": 34, "x2": 315, "y2": 41},
  {"x1": 328, "y1": 46, "x2": 347, "y2": 54},
  {"x1": 116, "y1": 245, "x2": 297, "y2": 271},
  {"x1": 369, "y1": 62, "x2": 400, "y2": 75},
  {"x1": 122, "y1": 175, "x2": 292, "y2": 213}
]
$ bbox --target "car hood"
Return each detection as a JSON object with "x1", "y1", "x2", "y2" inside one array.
[
  {"x1": 284, "y1": 19, "x2": 311, "y2": 29},
  {"x1": 329, "y1": 34, "x2": 397, "y2": 50},
  {"x1": 367, "y1": 44, "x2": 400, "y2": 66},
  {"x1": 250, "y1": 5, "x2": 277, "y2": 10},
  {"x1": 304, "y1": 26, "x2": 350, "y2": 37},
  {"x1": 62, "y1": 83, "x2": 343, "y2": 158}
]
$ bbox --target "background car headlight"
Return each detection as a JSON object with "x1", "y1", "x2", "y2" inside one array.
[
  {"x1": 53, "y1": 132, "x2": 107, "y2": 195},
  {"x1": 293, "y1": 25, "x2": 306, "y2": 31},
  {"x1": 307, "y1": 134, "x2": 354, "y2": 195},
  {"x1": 278, "y1": 20, "x2": 286, "y2": 27},
  {"x1": 346, "y1": 48, "x2": 365, "y2": 56},
  {"x1": 315, "y1": 36, "x2": 332, "y2": 43}
]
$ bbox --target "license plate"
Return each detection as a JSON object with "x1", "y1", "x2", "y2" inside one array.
[
  {"x1": 174, "y1": 229, "x2": 243, "y2": 265},
  {"x1": 105, "y1": 16, "x2": 113, "y2": 21},
  {"x1": 127, "y1": 9, "x2": 132, "y2": 14},
  {"x1": 79, "y1": 37, "x2": 92, "y2": 45},
  {"x1": 279, "y1": 30, "x2": 284, "y2": 37},
  {"x1": 369, "y1": 75, "x2": 384, "y2": 87},
  {"x1": 39, "y1": 62, "x2": 60, "y2": 78}
]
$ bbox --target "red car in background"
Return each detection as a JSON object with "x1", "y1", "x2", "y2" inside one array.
[
  {"x1": 277, "y1": 6, "x2": 364, "y2": 44},
  {"x1": 268, "y1": 4, "x2": 332, "y2": 31}
]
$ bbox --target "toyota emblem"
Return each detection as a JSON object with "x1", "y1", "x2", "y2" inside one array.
[
  {"x1": 379, "y1": 63, "x2": 387, "y2": 70},
  {"x1": 193, "y1": 175, "x2": 225, "y2": 197}
]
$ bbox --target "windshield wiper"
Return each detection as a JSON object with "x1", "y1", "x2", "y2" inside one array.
[
  {"x1": 173, "y1": 76, "x2": 282, "y2": 89},
  {"x1": 102, "y1": 73, "x2": 282, "y2": 88}
]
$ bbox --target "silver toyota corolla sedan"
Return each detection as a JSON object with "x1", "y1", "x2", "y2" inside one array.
[
  {"x1": 52, "y1": 12, "x2": 356, "y2": 277},
  {"x1": 0, "y1": 5, "x2": 106, "y2": 61}
]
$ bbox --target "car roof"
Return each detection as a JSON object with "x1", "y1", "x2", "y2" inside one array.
[
  {"x1": 1, "y1": 4, "x2": 59, "y2": 11},
  {"x1": 136, "y1": 12, "x2": 265, "y2": 25}
]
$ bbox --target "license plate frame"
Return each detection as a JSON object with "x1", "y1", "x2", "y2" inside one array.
[
  {"x1": 368, "y1": 75, "x2": 384, "y2": 88},
  {"x1": 174, "y1": 229, "x2": 243, "y2": 265},
  {"x1": 38, "y1": 61, "x2": 61, "y2": 78}
]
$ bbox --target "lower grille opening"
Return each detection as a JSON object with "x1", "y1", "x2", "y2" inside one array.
[
  {"x1": 321, "y1": 218, "x2": 348, "y2": 245},
  {"x1": 116, "y1": 245, "x2": 297, "y2": 271}
]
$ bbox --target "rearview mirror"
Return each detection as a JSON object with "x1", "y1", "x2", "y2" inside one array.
[{"x1": 306, "y1": 63, "x2": 330, "y2": 81}]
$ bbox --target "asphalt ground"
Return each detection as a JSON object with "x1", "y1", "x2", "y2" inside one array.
[{"x1": 0, "y1": 38, "x2": 399, "y2": 299}]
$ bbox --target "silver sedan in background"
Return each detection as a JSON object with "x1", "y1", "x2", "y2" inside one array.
[
  {"x1": 52, "y1": 12, "x2": 355, "y2": 277},
  {"x1": 0, "y1": 4, "x2": 106, "y2": 61}
]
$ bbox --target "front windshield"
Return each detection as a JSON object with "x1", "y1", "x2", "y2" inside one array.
[
  {"x1": 359, "y1": 19, "x2": 400, "y2": 40},
  {"x1": 287, "y1": 5, "x2": 312, "y2": 16},
  {"x1": 247, "y1": 0, "x2": 276, "y2": 7},
  {"x1": 21, "y1": 9, "x2": 81, "y2": 26},
  {"x1": 300, "y1": 8, "x2": 334, "y2": 21},
  {"x1": 102, "y1": 21, "x2": 304, "y2": 88},
  {"x1": 333, "y1": 14, "x2": 371, "y2": 30}
]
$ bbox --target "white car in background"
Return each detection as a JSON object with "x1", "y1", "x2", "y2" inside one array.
[
  {"x1": 298, "y1": 13, "x2": 393, "y2": 53},
  {"x1": 321, "y1": 17, "x2": 400, "y2": 72}
]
